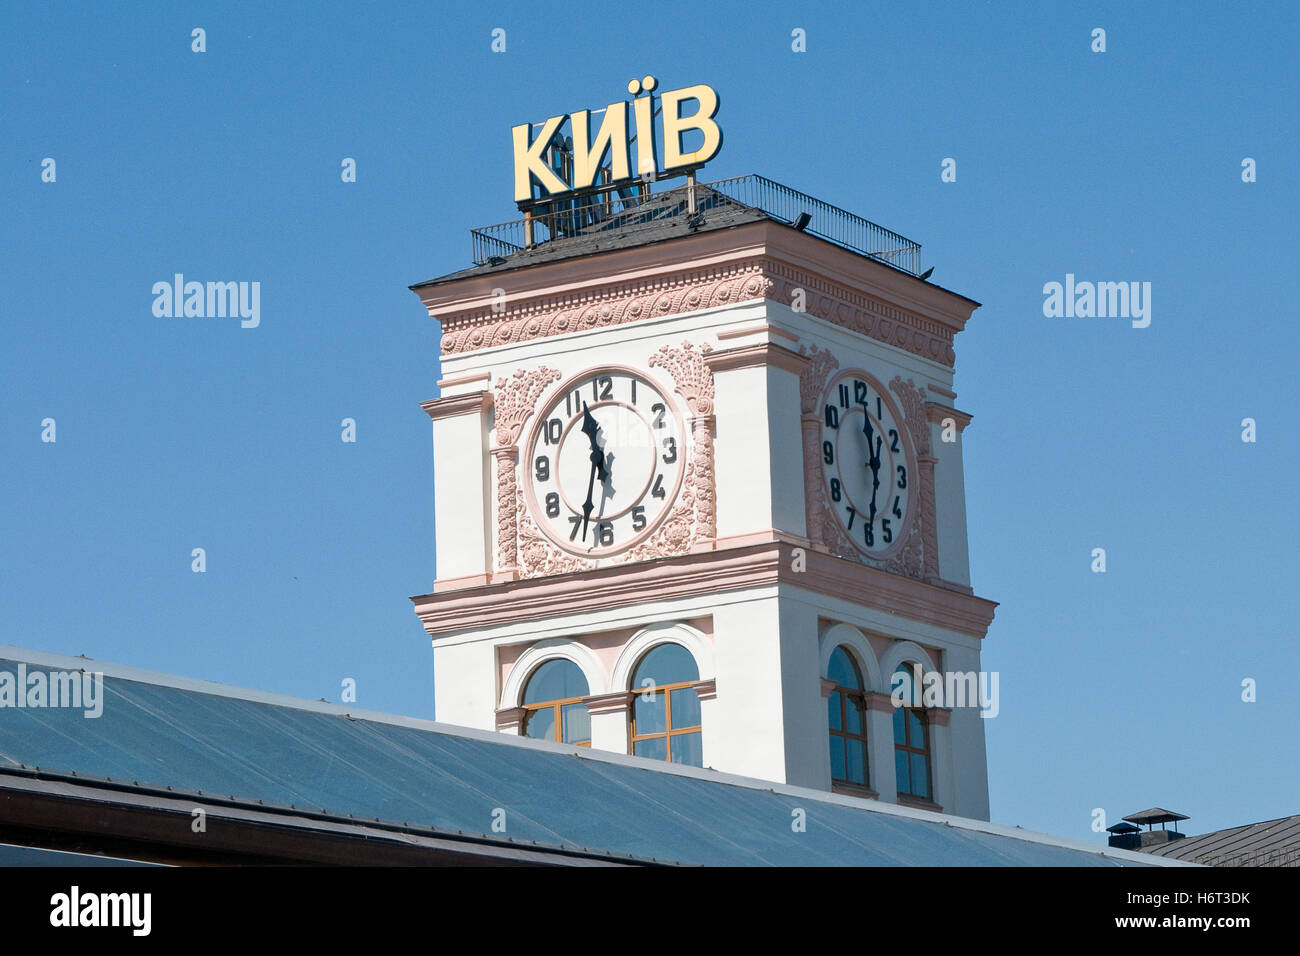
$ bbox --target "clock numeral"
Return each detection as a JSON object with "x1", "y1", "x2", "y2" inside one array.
[
  {"x1": 838, "y1": 384, "x2": 850, "y2": 408},
  {"x1": 542, "y1": 418, "x2": 563, "y2": 445},
  {"x1": 876, "y1": 396, "x2": 883, "y2": 418},
  {"x1": 592, "y1": 376, "x2": 613, "y2": 401},
  {"x1": 864, "y1": 522, "x2": 875, "y2": 547},
  {"x1": 824, "y1": 405, "x2": 839, "y2": 429},
  {"x1": 896, "y1": 465, "x2": 907, "y2": 489},
  {"x1": 829, "y1": 478, "x2": 842, "y2": 502},
  {"x1": 631, "y1": 379, "x2": 637, "y2": 404},
  {"x1": 845, "y1": 506, "x2": 856, "y2": 530},
  {"x1": 651, "y1": 402, "x2": 666, "y2": 429},
  {"x1": 631, "y1": 505, "x2": 646, "y2": 531},
  {"x1": 534, "y1": 456, "x2": 550, "y2": 482},
  {"x1": 596, "y1": 521, "x2": 614, "y2": 547},
  {"x1": 651, "y1": 474, "x2": 666, "y2": 499},
  {"x1": 661, "y1": 437, "x2": 677, "y2": 464},
  {"x1": 568, "y1": 515, "x2": 583, "y2": 540},
  {"x1": 881, "y1": 517, "x2": 892, "y2": 544},
  {"x1": 889, "y1": 428, "x2": 900, "y2": 453},
  {"x1": 892, "y1": 496, "x2": 902, "y2": 519},
  {"x1": 565, "y1": 390, "x2": 583, "y2": 416},
  {"x1": 822, "y1": 441, "x2": 834, "y2": 465},
  {"x1": 854, "y1": 380, "x2": 868, "y2": 405},
  {"x1": 545, "y1": 492, "x2": 560, "y2": 518}
]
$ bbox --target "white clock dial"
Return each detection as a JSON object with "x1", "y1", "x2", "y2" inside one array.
[
  {"x1": 820, "y1": 371, "x2": 913, "y2": 557},
  {"x1": 524, "y1": 369, "x2": 685, "y2": 556}
]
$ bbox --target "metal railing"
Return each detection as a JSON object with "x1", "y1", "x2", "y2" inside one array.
[
  {"x1": 705, "y1": 175, "x2": 921, "y2": 275},
  {"x1": 469, "y1": 174, "x2": 922, "y2": 275}
]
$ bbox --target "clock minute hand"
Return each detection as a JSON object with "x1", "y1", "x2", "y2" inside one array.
[
  {"x1": 580, "y1": 402, "x2": 605, "y2": 540},
  {"x1": 863, "y1": 412, "x2": 882, "y2": 525}
]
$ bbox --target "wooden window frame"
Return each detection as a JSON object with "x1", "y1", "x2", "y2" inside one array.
[
  {"x1": 829, "y1": 685, "x2": 871, "y2": 788},
  {"x1": 522, "y1": 695, "x2": 592, "y2": 748},
  {"x1": 894, "y1": 704, "x2": 931, "y2": 800},
  {"x1": 629, "y1": 679, "x2": 702, "y2": 764}
]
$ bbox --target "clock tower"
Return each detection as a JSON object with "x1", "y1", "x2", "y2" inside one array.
[{"x1": 410, "y1": 81, "x2": 996, "y2": 819}]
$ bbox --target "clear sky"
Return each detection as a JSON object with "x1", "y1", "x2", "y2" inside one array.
[{"x1": 2, "y1": 2, "x2": 1295, "y2": 845}]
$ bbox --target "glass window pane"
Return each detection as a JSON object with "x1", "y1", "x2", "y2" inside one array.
[
  {"x1": 893, "y1": 705, "x2": 906, "y2": 744},
  {"x1": 670, "y1": 732, "x2": 703, "y2": 768},
  {"x1": 523, "y1": 706, "x2": 556, "y2": 741},
  {"x1": 669, "y1": 686, "x2": 701, "y2": 729},
  {"x1": 634, "y1": 691, "x2": 667, "y2": 736},
  {"x1": 632, "y1": 643, "x2": 698, "y2": 688},
  {"x1": 847, "y1": 738, "x2": 867, "y2": 785},
  {"x1": 522, "y1": 659, "x2": 589, "y2": 705},
  {"x1": 909, "y1": 710, "x2": 926, "y2": 748},
  {"x1": 561, "y1": 702, "x2": 590, "y2": 746},
  {"x1": 911, "y1": 753, "x2": 930, "y2": 799},
  {"x1": 830, "y1": 737, "x2": 846, "y2": 781},
  {"x1": 633, "y1": 735, "x2": 668, "y2": 762},
  {"x1": 828, "y1": 647, "x2": 863, "y2": 689},
  {"x1": 895, "y1": 747, "x2": 910, "y2": 794},
  {"x1": 828, "y1": 692, "x2": 843, "y2": 731},
  {"x1": 845, "y1": 696, "x2": 862, "y2": 734}
]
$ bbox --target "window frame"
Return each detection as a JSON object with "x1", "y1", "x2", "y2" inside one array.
[
  {"x1": 893, "y1": 681, "x2": 931, "y2": 800},
  {"x1": 827, "y1": 649, "x2": 871, "y2": 790},
  {"x1": 520, "y1": 659, "x2": 592, "y2": 748}
]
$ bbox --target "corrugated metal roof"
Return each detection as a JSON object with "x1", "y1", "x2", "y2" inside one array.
[
  {"x1": 1144, "y1": 815, "x2": 1300, "y2": 866},
  {"x1": 0, "y1": 647, "x2": 1180, "y2": 866}
]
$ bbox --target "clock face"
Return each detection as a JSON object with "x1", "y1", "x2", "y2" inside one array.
[
  {"x1": 819, "y1": 371, "x2": 913, "y2": 557},
  {"x1": 523, "y1": 368, "x2": 686, "y2": 556}
]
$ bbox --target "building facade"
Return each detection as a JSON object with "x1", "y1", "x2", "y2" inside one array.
[{"x1": 410, "y1": 184, "x2": 997, "y2": 819}]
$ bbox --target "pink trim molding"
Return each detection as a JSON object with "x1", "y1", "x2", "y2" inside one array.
[
  {"x1": 704, "y1": 342, "x2": 810, "y2": 376},
  {"x1": 412, "y1": 538, "x2": 998, "y2": 639},
  {"x1": 422, "y1": 391, "x2": 491, "y2": 421},
  {"x1": 415, "y1": 222, "x2": 978, "y2": 368}
]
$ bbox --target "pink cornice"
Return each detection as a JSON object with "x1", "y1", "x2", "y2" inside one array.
[
  {"x1": 417, "y1": 222, "x2": 977, "y2": 368},
  {"x1": 819, "y1": 677, "x2": 838, "y2": 699},
  {"x1": 412, "y1": 539, "x2": 997, "y2": 639},
  {"x1": 925, "y1": 382, "x2": 957, "y2": 399},
  {"x1": 926, "y1": 706, "x2": 953, "y2": 727},
  {"x1": 925, "y1": 402, "x2": 973, "y2": 431},
  {"x1": 581, "y1": 690, "x2": 633, "y2": 715},
  {"x1": 704, "y1": 342, "x2": 809, "y2": 375},
  {"x1": 692, "y1": 678, "x2": 718, "y2": 702},
  {"x1": 422, "y1": 391, "x2": 491, "y2": 421},
  {"x1": 495, "y1": 706, "x2": 527, "y2": 730},
  {"x1": 716, "y1": 321, "x2": 800, "y2": 344},
  {"x1": 437, "y1": 370, "x2": 493, "y2": 390},
  {"x1": 863, "y1": 691, "x2": 896, "y2": 714}
]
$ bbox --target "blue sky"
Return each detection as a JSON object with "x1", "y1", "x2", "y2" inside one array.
[{"x1": 1, "y1": 2, "x2": 1295, "y2": 844}]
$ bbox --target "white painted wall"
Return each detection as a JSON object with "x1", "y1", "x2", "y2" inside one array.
[{"x1": 431, "y1": 410, "x2": 491, "y2": 581}]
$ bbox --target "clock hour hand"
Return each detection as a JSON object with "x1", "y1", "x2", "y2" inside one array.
[{"x1": 581, "y1": 402, "x2": 607, "y2": 482}]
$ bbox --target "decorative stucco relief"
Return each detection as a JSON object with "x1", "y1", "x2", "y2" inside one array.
[
  {"x1": 493, "y1": 366, "x2": 560, "y2": 574},
  {"x1": 888, "y1": 377, "x2": 933, "y2": 581},
  {"x1": 441, "y1": 266, "x2": 774, "y2": 356},
  {"x1": 439, "y1": 259, "x2": 956, "y2": 369}
]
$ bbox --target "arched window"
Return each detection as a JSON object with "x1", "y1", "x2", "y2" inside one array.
[
  {"x1": 521, "y1": 659, "x2": 591, "y2": 747},
  {"x1": 892, "y1": 664, "x2": 931, "y2": 800},
  {"x1": 630, "y1": 643, "x2": 702, "y2": 767},
  {"x1": 827, "y1": 646, "x2": 869, "y2": 788}
]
